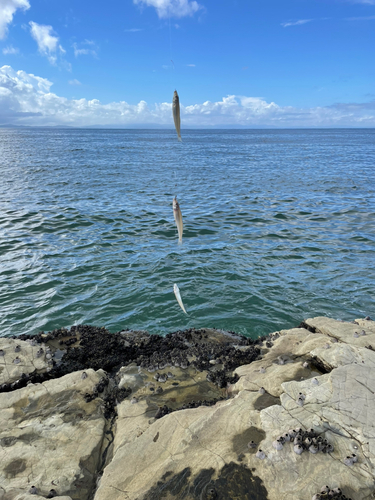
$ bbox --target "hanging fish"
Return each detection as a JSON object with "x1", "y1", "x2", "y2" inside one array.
[
  {"x1": 173, "y1": 196, "x2": 183, "y2": 242},
  {"x1": 172, "y1": 90, "x2": 181, "y2": 141},
  {"x1": 174, "y1": 283, "x2": 187, "y2": 314}
]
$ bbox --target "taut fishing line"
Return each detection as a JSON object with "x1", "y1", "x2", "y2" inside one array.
[
  {"x1": 168, "y1": 6, "x2": 179, "y2": 199},
  {"x1": 168, "y1": 7, "x2": 174, "y2": 90}
]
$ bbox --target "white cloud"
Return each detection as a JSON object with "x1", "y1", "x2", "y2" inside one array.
[
  {"x1": 72, "y1": 41, "x2": 97, "y2": 57},
  {"x1": 1, "y1": 65, "x2": 375, "y2": 128},
  {"x1": 124, "y1": 28, "x2": 143, "y2": 32},
  {"x1": 133, "y1": 0, "x2": 201, "y2": 18},
  {"x1": 281, "y1": 19, "x2": 312, "y2": 27},
  {"x1": 0, "y1": 0, "x2": 30, "y2": 39},
  {"x1": 2, "y1": 45, "x2": 19, "y2": 55},
  {"x1": 187, "y1": 63, "x2": 195, "y2": 67},
  {"x1": 68, "y1": 79, "x2": 81, "y2": 85},
  {"x1": 348, "y1": 0, "x2": 375, "y2": 4},
  {"x1": 29, "y1": 21, "x2": 65, "y2": 65}
]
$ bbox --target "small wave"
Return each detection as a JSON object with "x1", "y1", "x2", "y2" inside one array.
[{"x1": 1, "y1": 128, "x2": 374, "y2": 338}]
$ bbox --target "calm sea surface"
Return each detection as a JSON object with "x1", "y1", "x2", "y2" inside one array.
[{"x1": 0, "y1": 128, "x2": 374, "y2": 338}]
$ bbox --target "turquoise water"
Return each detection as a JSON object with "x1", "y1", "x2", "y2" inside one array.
[{"x1": 0, "y1": 128, "x2": 374, "y2": 338}]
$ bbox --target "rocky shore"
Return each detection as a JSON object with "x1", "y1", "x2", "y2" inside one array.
[{"x1": 1, "y1": 317, "x2": 375, "y2": 500}]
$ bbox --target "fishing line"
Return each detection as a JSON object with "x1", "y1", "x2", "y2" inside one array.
[
  {"x1": 168, "y1": 6, "x2": 182, "y2": 241},
  {"x1": 168, "y1": 7, "x2": 174, "y2": 90},
  {"x1": 169, "y1": 6, "x2": 179, "y2": 199},
  {"x1": 174, "y1": 169, "x2": 178, "y2": 198}
]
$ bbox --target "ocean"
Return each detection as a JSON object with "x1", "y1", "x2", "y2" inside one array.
[{"x1": 0, "y1": 128, "x2": 374, "y2": 339}]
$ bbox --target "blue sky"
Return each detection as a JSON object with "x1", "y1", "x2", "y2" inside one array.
[{"x1": 0, "y1": 0, "x2": 374, "y2": 127}]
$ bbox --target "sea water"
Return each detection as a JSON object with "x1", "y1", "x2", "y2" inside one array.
[{"x1": 0, "y1": 128, "x2": 374, "y2": 338}]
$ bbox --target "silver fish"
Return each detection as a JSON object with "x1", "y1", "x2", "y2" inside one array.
[
  {"x1": 173, "y1": 283, "x2": 187, "y2": 314},
  {"x1": 172, "y1": 90, "x2": 181, "y2": 141},
  {"x1": 173, "y1": 196, "x2": 183, "y2": 242}
]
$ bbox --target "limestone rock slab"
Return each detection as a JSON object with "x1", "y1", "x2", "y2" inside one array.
[
  {"x1": 0, "y1": 339, "x2": 48, "y2": 386},
  {"x1": 94, "y1": 318, "x2": 375, "y2": 500},
  {"x1": 94, "y1": 391, "x2": 267, "y2": 500},
  {"x1": 311, "y1": 342, "x2": 375, "y2": 370},
  {"x1": 258, "y1": 361, "x2": 375, "y2": 499},
  {"x1": 305, "y1": 316, "x2": 375, "y2": 346},
  {"x1": 355, "y1": 318, "x2": 375, "y2": 331},
  {"x1": 112, "y1": 399, "x2": 155, "y2": 456},
  {"x1": 0, "y1": 369, "x2": 106, "y2": 500},
  {"x1": 3, "y1": 316, "x2": 375, "y2": 500},
  {"x1": 233, "y1": 328, "x2": 328, "y2": 397}
]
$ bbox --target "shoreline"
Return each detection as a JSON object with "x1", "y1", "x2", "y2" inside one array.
[{"x1": 1, "y1": 316, "x2": 374, "y2": 500}]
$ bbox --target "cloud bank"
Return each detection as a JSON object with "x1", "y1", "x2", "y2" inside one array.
[
  {"x1": 1, "y1": 65, "x2": 375, "y2": 128},
  {"x1": 133, "y1": 0, "x2": 201, "y2": 18},
  {"x1": 0, "y1": 0, "x2": 30, "y2": 39}
]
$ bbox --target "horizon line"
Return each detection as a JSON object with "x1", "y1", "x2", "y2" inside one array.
[{"x1": 1, "y1": 125, "x2": 375, "y2": 131}]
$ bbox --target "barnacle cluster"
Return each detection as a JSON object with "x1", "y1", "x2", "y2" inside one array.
[
  {"x1": 272, "y1": 428, "x2": 334, "y2": 455},
  {"x1": 312, "y1": 485, "x2": 352, "y2": 499}
]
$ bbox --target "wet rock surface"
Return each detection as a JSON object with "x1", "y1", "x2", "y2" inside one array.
[
  {"x1": 141, "y1": 462, "x2": 268, "y2": 500},
  {"x1": 0, "y1": 326, "x2": 260, "y2": 395},
  {"x1": 1, "y1": 318, "x2": 375, "y2": 499},
  {"x1": 0, "y1": 369, "x2": 106, "y2": 500}
]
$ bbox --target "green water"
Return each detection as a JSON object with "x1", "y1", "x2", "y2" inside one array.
[{"x1": 1, "y1": 128, "x2": 374, "y2": 338}]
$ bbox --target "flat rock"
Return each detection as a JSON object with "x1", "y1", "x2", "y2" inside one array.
[
  {"x1": 94, "y1": 391, "x2": 268, "y2": 500},
  {"x1": 305, "y1": 316, "x2": 375, "y2": 346},
  {"x1": 2, "y1": 317, "x2": 375, "y2": 500},
  {"x1": 260, "y1": 362, "x2": 375, "y2": 497},
  {"x1": 0, "y1": 338, "x2": 49, "y2": 386},
  {"x1": 0, "y1": 369, "x2": 107, "y2": 500},
  {"x1": 233, "y1": 328, "x2": 327, "y2": 397},
  {"x1": 311, "y1": 342, "x2": 375, "y2": 369},
  {"x1": 93, "y1": 318, "x2": 375, "y2": 500}
]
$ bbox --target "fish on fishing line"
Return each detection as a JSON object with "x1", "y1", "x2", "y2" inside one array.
[
  {"x1": 173, "y1": 283, "x2": 187, "y2": 314},
  {"x1": 173, "y1": 196, "x2": 183, "y2": 242},
  {"x1": 172, "y1": 90, "x2": 181, "y2": 141}
]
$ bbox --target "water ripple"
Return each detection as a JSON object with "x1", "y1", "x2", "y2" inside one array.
[{"x1": 0, "y1": 128, "x2": 374, "y2": 337}]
